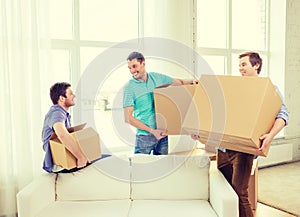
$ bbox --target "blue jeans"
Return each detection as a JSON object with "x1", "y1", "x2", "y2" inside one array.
[{"x1": 135, "y1": 134, "x2": 168, "y2": 155}]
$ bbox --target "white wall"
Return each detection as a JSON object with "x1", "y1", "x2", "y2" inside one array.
[{"x1": 284, "y1": 0, "x2": 300, "y2": 160}]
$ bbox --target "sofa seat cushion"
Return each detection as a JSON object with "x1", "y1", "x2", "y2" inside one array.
[
  {"x1": 35, "y1": 200, "x2": 131, "y2": 217},
  {"x1": 131, "y1": 154, "x2": 210, "y2": 200},
  {"x1": 56, "y1": 156, "x2": 131, "y2": 201},
  {"x1": 128, "y1": 200, "x2": 218, "y2": 217}
]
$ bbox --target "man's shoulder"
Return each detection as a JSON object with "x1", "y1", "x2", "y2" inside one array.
[
  {"x1": 45, "y1": 105, "x2": 68, "y2": 122},
  {"x1": 148, "y1": 71, "x2": 172, "y2": 80},
  {"x1": 148, "y1": 71, "x2": 162, "y2": 77},
  {"x1": 48, "y1": 104, "x2": 66, "y2": 114}
]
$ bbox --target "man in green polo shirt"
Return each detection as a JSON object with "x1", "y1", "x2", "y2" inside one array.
[{"x1": 123, "y1": 51, "x2": 197, "y2": 155}]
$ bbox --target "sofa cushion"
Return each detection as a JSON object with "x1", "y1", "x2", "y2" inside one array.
[
  {"x1": 56, "y1": 156, "x2": 131, "y2": 200},
  {"x1": 36, "y1": 200, "x2": 131, "y2": 217},
  {"x1": 128, "y1": 200, "x2": 217, "y2": 217},
  {"x1": 131, "y1": 154, "x2": 210, "y2": 200}
]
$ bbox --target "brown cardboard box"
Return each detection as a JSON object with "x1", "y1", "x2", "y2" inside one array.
[
  {"x1": 154, "y1": 75, "x2": 282, "y2": 156},
  {"x1": 49, "y1": 123, "x2": 101, "y2": 170},
  {"x1": 154, "y1": 85, "x2": 196, "y2": 134}
]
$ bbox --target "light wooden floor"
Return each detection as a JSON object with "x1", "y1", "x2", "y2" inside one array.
[{"x1": 255, "y1": 202, "x2": 297, "y2": 217}]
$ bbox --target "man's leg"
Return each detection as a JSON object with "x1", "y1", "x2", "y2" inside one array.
[
  {"x1": 134, "y1": 134, "x2": 157, "y2": 154},
  {"x1": 217, "y1": 150, "x2": 233, "y2": 184},
  {"x1": 231, "y1": 152, "x2": 254, "y2": 217},
  {"x1": 153, "y1": 136, "x2": 168, "y2": 155}
]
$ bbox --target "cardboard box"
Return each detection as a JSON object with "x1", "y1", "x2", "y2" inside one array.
[
  {"x1": 50, "y1": 123, "x2": 101, "y2": 170},
  {"x1": 248, "y1": 159, "x2": 258, "y2": 210},
  {"x1": 154, "y1": 75, "x2": 282, "y2": 156},
  {"x1": 154, "y1": 85, "x2": 196, "y2": 134}
]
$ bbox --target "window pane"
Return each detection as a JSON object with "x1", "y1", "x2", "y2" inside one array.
[
  {"x1": 202, "y1": 55, "x2": 226, "y2": 75},
  {"x1": 197, "y1": 0, "x2": 227, "y2": 48},
  {"x1": 80, "y1": 47, "x2": 132, "y2": 107},
  {"x1": 50, "y1": 50, "x2": 71, "y2": 82},
  {"x1": 50, "y1": 0, "x2": 73, "y2": 39},
  {"x1": 80, "y1": 47, "x2": 106, "y2": 74},
  {"x1": 80, "y1": 0, "x2": 138, "y2": 41},
  {"x1": 232, "y1": 0, "x2": 267, "y2": 50}
]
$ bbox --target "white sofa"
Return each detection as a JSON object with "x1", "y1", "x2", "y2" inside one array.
[{"x1": 17, "y1": 154, "x2": 238, "y2": 217}]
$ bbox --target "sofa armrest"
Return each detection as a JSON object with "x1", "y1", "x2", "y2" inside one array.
[
  {"x1": 209, "y1": 161, "x2": 239, "y2": 217},
  {"x1": 17, "y1": 173, "x2": 57, "y2": 217}
]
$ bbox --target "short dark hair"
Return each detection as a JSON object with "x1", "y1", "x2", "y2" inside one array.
[
  {"x1": 239, "y1": 52, "x2": 263, "y2": 74},
  {"x1": 127, "y1": 51, "x2": 145, "y2": 63},
  {"x1": 50, "y1": 82, "x2": 71, "y2": 104}
]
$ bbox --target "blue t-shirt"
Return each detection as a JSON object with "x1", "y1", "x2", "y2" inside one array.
[
  {"x1": 42, "y1": 104, "x2": 71, "y2": 172},
  {"x1": 123, "y1": 72, "x2": 173, "y2": 135}
]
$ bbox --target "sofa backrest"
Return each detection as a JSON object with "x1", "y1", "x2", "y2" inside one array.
[
  {"x1": 130, "y1": 154, "x2": 210, "y2": 200},
  {"x1": 55, "y1": 154, "x2": 210, "y2": 201},
  {"x1": 56, "y1": 155, "x2": 131, "y2": 201}
]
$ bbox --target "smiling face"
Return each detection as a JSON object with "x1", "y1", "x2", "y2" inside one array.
[
  {"x1": 239, "y1": 56, "x2": 259, "y2": 77},
  {"x1": 127, "y1": 58, "x2": 147, "y2": 81}
]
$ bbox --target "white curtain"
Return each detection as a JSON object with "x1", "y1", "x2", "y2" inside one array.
[{"x1": 0, "y1": 0, "x2": 50, "y2": 216}]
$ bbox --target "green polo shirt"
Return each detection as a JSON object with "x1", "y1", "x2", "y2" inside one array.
[{"x1": 123, "y1": 72, "x2": 173, "y2": 135}]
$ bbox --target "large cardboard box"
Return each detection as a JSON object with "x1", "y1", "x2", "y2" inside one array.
[
  {"x1": 154, "y1": 75, "x2": 282, "y2": 156},
  {"x1": 50, "y1": 123, "x2": 101, "y2": 170}
]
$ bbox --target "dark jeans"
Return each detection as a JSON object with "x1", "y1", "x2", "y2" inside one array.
[
  {"x1": 135, "y1": 134, "x2": 168, "y2": 155},
  {"x1": 56, "y1": 154, "x2": 111, "y2": 173},
  {"x1": 217, "y1": 149, "x2": 254, "y2": 217}
]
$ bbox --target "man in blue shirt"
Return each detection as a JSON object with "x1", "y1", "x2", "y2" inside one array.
[
  {"x1": 123, "y1": 51, "x2": 197, "y2": 155},
  {"x1": 42, "y1": 82, "x2": 89, "y2": 173}
]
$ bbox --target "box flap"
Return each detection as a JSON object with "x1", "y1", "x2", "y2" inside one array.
[{"x1": 49, "y1": 123, "x2": 87, "y2": 140}]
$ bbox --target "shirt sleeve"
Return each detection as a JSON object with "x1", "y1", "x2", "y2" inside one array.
[
  {"x1": 275, "y1": 86, "x2": 290, "y2": 125},
  {"x1": 151, "y1": 72, "x2": 173, "y2": 87},
  {"x1": 48, "y1": 110, "x2": 67, "y2": 129}
]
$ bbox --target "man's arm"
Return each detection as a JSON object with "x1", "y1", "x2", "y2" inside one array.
[
  {"x1": 124, "y1": 106, "x2": 166, "y2": 139},
  {"x1": 258, "y1": 118, "x2": 286, "y2": 153},
  {"x1": 53, "y1": 122, "x2": 89, "y2": 168},
  {"x1": 171, "y1": 78, "x2": 198, "y2": 86}
]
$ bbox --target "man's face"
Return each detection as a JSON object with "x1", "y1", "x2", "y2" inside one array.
[
  {"x1": 63, "y1": 87, "x2": 76, "y2": 107},
  {"x1": 127, "y1": 58, "x2": 146, "y2": 80},
  {"x1": 239, "y1": 56, "x2": 259, "y2": 77}
]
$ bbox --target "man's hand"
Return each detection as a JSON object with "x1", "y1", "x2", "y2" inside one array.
[
  {"x1": 257, "y1": 133, "x2": 274, "y2": 154},
  {"x1": 190, "y1": 134, "x2": 200, "y2": 140},
  {"x1": 191, "y1": 79, "x2": 199, "y2": 85},
  {"x1": 151, "y1": 129, "x2": 167, "y2": 140},
  {"x1": 77, "y1": 156, "x2": 90, "y2": 168}
]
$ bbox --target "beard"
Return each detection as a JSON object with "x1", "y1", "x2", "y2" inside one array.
[{"x1": 64, "y1": 99, "x2": 75, "y2": 108}]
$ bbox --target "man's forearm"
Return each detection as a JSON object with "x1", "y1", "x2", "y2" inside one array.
[
  {"x1": 172, "y1": 78, "x2": 198, "y2": 86},
  {"x1": 126, "y1": 115, "x2": 153, "y2": 133}
]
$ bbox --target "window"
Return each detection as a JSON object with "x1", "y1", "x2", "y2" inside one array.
[
  {"x1": 196, "y1": 0, "x2": 269, "y2": 76},
  {"x1": 49, "y1": 0, "x2": 138, "y2": 87},
  {"x1": 49, "y1": 0, "x2": 139, "y2": 153}
]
